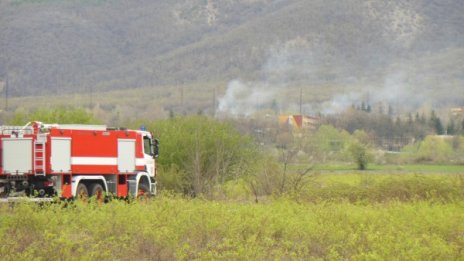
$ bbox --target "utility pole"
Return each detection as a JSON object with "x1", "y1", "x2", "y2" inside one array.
[
  {"x1": 5, "y1": 74, "x2": 8, "y2": 111},
  {"x1": 299, "y1": 88, "x2": 302, "y2": 115},
  {"x1": 89, "y1": 84, "x2": 93, "y2": 108},
  {"x1": 213, "y1": 87, "x2": 217, "y2": 118},
  {"x1": 180, "y1": 85, "x2": 184, "y2": 114}
]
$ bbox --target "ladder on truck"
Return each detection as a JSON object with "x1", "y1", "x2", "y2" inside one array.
[{"x1": 34, "y1": 138, "x2": 46, "y2": 176}]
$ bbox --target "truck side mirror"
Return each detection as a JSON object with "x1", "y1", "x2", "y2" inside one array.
[{"x1": 153, "y1": 139, "x2": 159, "y2": 158}]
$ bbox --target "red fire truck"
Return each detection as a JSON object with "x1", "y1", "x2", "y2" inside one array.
[{"x1": 0, "y1": 121, "x2": 158, "y2": 201}]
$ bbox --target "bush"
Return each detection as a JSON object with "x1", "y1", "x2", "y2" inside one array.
[
  {"x1": 303, "y1": 125, "x2": 353, "y2": 162},
  {"x1": 247, "y1": 156, "x2": 284, "y2": 201},
  {"x1": 141, "y1": 116, "x2": 259, "y2": 196},
  {"x1": 402, "y1": 135, "x2": 456, "y2": 163},
  {"x1": 348, "y1": 142, "x2": 372, "y2": 170}
]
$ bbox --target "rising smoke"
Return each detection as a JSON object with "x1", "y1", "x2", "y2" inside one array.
[
  {"x1": 217, "y1": 39, "x2": 315, "y2": 117},
  {"x1": 216, "y1": 37, "x2": 363, "y2": 117},
  {"x1": 217, "y1": 80, "x2": 276, "y2": 116},
  {"x1": 322, "y1": 71, "x2": 427, "y2": 115},
  {"x1": 217, "y1": 62, "x2": 442, "y2": 117},
  {"x1": 216, "y1": 7, "x2": 462, "y2": 118}
]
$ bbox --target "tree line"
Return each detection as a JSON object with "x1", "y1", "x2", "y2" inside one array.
[{"x1": 2, "y1": 106, "x2": 463, "y2": 199}]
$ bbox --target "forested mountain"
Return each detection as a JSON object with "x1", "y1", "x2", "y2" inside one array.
[{"x1": 0, "y1": 0, "x2": 463, "y2": 107}]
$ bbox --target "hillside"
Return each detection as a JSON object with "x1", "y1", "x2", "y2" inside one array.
[{"x1": 0, "y1": 0, "x2": 463, "y2": 112}]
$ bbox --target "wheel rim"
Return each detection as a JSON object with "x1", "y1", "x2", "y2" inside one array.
[
  {"x1": 77, "y1": 186, "x2": 88, "y2": 201},
  {"x1": 137, "y1": 185, "x2": 150, "y2": 200},
  {"x1": 95, "y1": 188, "x2": 103, "y2": 201},
  {"x1": 137, "y1": 189, "x2": 147, "y2": 198}
]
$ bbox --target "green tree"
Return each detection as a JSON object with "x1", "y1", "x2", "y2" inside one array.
[
  {"x1": 348, "y1": 141, "x2": 372, "y2": 170},
  {"x1": 447, "y1": 119, "x2": 456, "y2": 135},
  {"x1": 144, "y1": 116, "x2": 258, "y2": 196},
  {"x1": 430, "y1": 110, "x2": 444, "y2": 135},
  {"x1": 461, "y1": 119, "x2": 464, "y2": 135},
  {"x1": 352, "y1": 129, "x2": 372, "y2": 145},
  {"x1": 8, "y1": 106, "x2": 100, "y2": 125},
  {"x1": 305, "y1": 125, "x2": 353, "y2": 162},
  {"x1": 417, "y1": 136, "x2": 453, "y2": 162},
  {"x1": 402, "y1": 135, "x2": 454, "y2": 163}
]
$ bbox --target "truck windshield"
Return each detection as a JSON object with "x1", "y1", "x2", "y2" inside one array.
[{"x1": 143, "y1": 136, "x2": 153, "y2": 156}]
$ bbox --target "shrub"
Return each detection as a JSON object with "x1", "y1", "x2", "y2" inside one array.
[
  {"x1": 402, "y1": 135, "x2": 455, "y2": 163},
  {"x1": 304, "y1": 125, "x2": 353, "y2": 162},
  {"x1": 141, "y1": 116, "x2": 259, "y2": 196},
  {"x1": 348, "y1": 141, "x2": 372, "y2": 170}
]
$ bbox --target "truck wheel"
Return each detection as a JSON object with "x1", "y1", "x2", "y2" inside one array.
[
  {"x1": 137, "y1": 183, "x2": 150, "y2": 200},
  {"x1": 76, "y1": 183, "x2": 89, "y2": 201},
  {"x1": 90, "y1": 183, "x2": 104, "y2": 201}
]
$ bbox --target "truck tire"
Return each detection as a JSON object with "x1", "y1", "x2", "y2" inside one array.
[
  {"x1": 76, "y1": 183, "x2": 89, "y2": 201},
  {"x1": 89, "y1": 183, "x2": 104, "y2": 201},
  {"x1": 137, "y1": 183, "x2": 150, "y2": 200}
]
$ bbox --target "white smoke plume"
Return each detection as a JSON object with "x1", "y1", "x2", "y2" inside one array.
[
  {"x1": 217, "y1": 39, "x2": 310, "y2": 117},
  {"x1": 321, "y1": 92, "x2": 362, "y2": 115},
  {"x1": 375, "y1": 71, "x2": 424, "y2": 109},
  {"x1": 217, "y1": 80, "x2": 276, "y2": 116},
  {"x1": 217, "y1": 33, "x2": 454, "y2": 117},
  {"x1": 320, "y1": 71, "x2": 428, "y2": 115}
]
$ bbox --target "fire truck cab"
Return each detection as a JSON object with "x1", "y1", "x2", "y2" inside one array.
[{"x1": 0, "y1": 121, "x2": 158, "y2": 201}]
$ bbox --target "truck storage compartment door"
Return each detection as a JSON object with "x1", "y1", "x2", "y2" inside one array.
[
  {"x1": 51, "y1": 138, "x2": 71, "y2": 173},
  {"x1": 118, "y1": 139, "x2": 135, "y2": 173},
  {"x1": 2, "y1": 138, "x2": 33, "y2": 175}
]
